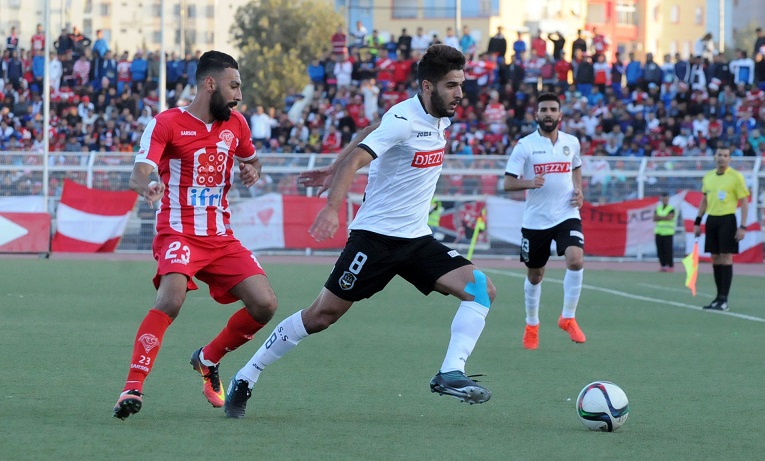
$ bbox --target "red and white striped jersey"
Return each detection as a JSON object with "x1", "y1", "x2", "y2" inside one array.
[
  {"x1": 484, "y1": 102, "x2": 506, "y2": 125},
  {"x1": 135, "y1": 107, "x2": 256, "y2": 237}
]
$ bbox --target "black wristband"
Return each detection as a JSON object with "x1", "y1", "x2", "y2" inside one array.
[
  {"x1": 739, "y1": 225, "x2": 746, "y2": 230},
  {"x1": 694, "y1": 217, "x2": 702, "y2": 226}
]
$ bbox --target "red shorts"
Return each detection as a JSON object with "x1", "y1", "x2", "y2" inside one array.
[{"x1": 152, "y1": 233, "x2": 266, "y2": 304}]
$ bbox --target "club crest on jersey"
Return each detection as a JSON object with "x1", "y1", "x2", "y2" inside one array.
[
  {"x1": 338, "y1": 271, "x2": 357, "y2": 290},
  {"x1": 219, "y1": 130, "x2": 235, "y2": 148},
  {"x1": 412, "y1": 148, "x2": 444, "y2": 168},
  {"x1": 563, "y1": 146, "x2": 571, "y2": 156}
]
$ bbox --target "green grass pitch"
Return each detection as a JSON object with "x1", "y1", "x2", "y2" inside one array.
[{"x1": 1, "y1": 259, "x2": 762, "y2": 460}]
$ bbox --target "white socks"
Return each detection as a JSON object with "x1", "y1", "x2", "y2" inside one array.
[
  {"x1": 440, "y1": 301, "x2": 489, "y2": 373},
  {"x1": 562, "y1": 269, "x2": 583, "y2": 319},
  {"x1": 236, "y1": 310, "x2": 309, "y2": 387},
  {"x1": 524, "y1": 277, "x2": 541, "y2": 326}
]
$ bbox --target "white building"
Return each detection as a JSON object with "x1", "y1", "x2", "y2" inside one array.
[{"x1": 0, "y1": 0, "x2": 251, "y2": 58}]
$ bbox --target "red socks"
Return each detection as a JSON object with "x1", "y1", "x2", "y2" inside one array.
[
  {"x1": 201, "y1": 308, "x2": 265, "y2": 364},
  {"x1": 123, "y1": 309, "x2": 173, "y2": 393}
]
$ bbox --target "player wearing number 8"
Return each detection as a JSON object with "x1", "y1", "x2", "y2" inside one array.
[
  {"x1": 225, "y1": 45, "x2": 497, "y2": 418},
  {"x1": 113, "y1": 51, "x2": 279, "y2": 420}
]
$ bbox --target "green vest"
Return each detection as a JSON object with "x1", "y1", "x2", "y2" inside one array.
[
  {"x1": 367, "y1": 36, "x2": 382, "y2": 55},
  {"x1": 655, "y1": 204, "x2": 676, "y2": 236},
  {"x1": 428, "y1": 200, "x2": 443, "y2": 227}
]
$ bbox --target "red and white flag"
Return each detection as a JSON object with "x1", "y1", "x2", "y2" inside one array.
[{"x1": 51, "y1": 180, "x2": 137, "y2": 252}]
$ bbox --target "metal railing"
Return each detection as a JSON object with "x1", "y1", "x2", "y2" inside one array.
[{"x1": 1, "y1": 152, "x2": 762, "y2": 256}]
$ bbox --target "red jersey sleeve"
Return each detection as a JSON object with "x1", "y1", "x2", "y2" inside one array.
[
  {"x1": 234, "y1": 111, "x2": 256, "y2": 161},
  {"x1": 135, "y1": 114, "x2": 172, "y2": 169}
]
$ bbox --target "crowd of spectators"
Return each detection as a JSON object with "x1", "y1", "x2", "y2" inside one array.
[{"x1": 2, "y1": 22, "x2": 765, "y2": 200}]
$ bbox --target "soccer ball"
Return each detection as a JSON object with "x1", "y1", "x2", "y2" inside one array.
[{"x1": 576, "y1": 381, "x2": 630, "y2": 432}]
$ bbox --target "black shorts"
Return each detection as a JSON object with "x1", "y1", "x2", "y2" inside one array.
[
  {"x1": 704, "y1": 214, "x2": 739, "y2": 255},
  {"x1": 520, "y1": 218, "x2": 584, "y2": 269},
  {"x1": 324, "y1": 230, "x2": 472, "y2": 302}
]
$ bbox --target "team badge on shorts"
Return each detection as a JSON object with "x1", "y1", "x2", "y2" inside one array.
[
  {"x1": 338, "y1": 271, "x2": 357, "y2": 290},
  {"x1": 563, "y1": 146, "x2": 571, "y2": 156}
]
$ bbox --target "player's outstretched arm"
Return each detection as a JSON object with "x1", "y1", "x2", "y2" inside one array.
[
  {"x1": 308, "y1": 147, "x2": 374, "y2": 242},
  {"x1": 129, "y1": 162, "x2": 164, "y2": 208},
  {"x1": 299, "y1": 122, "x2": 380, "y2": 197}
]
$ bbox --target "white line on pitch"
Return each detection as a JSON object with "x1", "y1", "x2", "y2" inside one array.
[
  {"x1": 635, "y1": 282, "x2": 715, "y2": 298},
  {"x1": 484, "y1": 269, "x2": 765, "y2": 323}
]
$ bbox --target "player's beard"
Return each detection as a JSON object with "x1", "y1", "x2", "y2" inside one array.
[
  {"x1": 210, "y1": 89, "x2": 235, "y2": 122},
  {"x1": 430, "y1": 87, "x2": 458, "y2": 118},
  {"x1": 537, "y1": 117, "x2": 560, "y2": 133}
]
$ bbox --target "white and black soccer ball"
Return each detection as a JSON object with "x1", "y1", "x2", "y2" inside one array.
[{"x1": 576, "y1": 381, "x2": 630, "y2": 432}]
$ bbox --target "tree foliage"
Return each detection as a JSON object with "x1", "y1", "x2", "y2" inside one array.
[{"x1": 231, "y1": 0, "x2": 344, "y2": 109}]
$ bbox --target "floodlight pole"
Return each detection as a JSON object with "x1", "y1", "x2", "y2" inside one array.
[
  {"x1": 44, "y1": 0, "x2": 51, "y2": 208},
  {"x1": 159, "y1": 0, "x2": 167, "y2": 112},
  {"x1": 719, "y1": 0, "x2": 725, "y2": 52}
]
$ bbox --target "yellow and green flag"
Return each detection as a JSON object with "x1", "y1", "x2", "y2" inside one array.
[
  {"x1": 466, "y1": 209, "x2": 487, "y2": 260},
  {"x1": 682, "y1": 240, "x2": 699, "y2": 296}
]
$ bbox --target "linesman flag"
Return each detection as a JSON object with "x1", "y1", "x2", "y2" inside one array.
[
  {"x1": 466, "y1": 209, "x2": 487, "y2": 260},
  {"x1": 682, "y1": 240, "x2": 699, "y2": 296}
]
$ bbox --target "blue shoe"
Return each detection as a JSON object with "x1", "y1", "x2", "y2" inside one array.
[
  {"x1": 223, "y1": 377, "x2": 252, "y2": 418},
  {"x1": 429, "y1": 370, "x2": 491, "y2": 405}
]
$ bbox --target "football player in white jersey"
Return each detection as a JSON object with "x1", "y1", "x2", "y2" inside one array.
[
  {"x1": 225, "y1": 45, "x2": 496, "y2": 418},
  {"x1": 503, "y1": 92, "x2": 586, "y2": 350}
]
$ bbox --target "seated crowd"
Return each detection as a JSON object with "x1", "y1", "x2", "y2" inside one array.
[{"x1": 2, "y1": 23, "x2": 765, "y2": 199}]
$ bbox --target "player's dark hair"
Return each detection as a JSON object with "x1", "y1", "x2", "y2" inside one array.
[
  {"x1": 196, "y1": 50, "x2": 239, "y2": 82},
  {"x1": 537, "y1": 92, "x2": 561, "y2": 107},
  {"x1": 417, "y1": 44, "x2": 465, "y2": 88}
]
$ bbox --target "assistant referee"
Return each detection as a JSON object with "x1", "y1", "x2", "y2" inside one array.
[{"x1": 693, "y1": 146, "x2": 750, "y2": 311}]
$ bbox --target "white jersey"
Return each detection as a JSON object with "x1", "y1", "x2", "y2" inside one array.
[
  {"x1": 351, "y1": 95, "x2": 450, "y2": 238},
  {"x1": 504, "y1": 129, "x2": 582, "y2": 230}
]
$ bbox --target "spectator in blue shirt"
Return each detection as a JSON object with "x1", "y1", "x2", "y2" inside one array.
[
  {"x1": 186, "y1": 50, "x2": 200, "y2": 87},
  {"x1": 512, "y1": 31, "x2": 526, "y2": 60},
  {"x1": 92, "y1": 30, "x2": 109, "y2": 59},
  {"x1": 625, "y1": 52, "x2": 642, "y2": 93},
  {"x1": 622, "y1": 141, "x2": 645, "y2": 157},
  {"x1": 32, "y1": 49, "x2": 46, "y2": 93},
  {"x1": 129, "y1": 51, "x2": 148, "y2": 91},
  {"x1": 307, "y1": 58, "x2": 325, "y2": 85}
]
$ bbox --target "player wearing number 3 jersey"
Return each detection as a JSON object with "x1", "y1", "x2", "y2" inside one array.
[
  {"x1": 223, "y1": 45, "x2": 497, "y2": 418},
  {"x1": 113, "y1": 51, "x2": 278, "y2": 420},
  {"x1": 504, "y1": 92, "x2": 586, "y2": 351}
]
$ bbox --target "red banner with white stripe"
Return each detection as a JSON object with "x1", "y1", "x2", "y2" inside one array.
[
  {"x1": 0, "y1": 213, "x2": 50, "y2": 253},
  {"x1": 486, "y1": 192, "x2": 763, "y2": 262},
  {"x1": 230, "y1": 193, "x2": 348, "y2": 250},
  {"x1": 51, "y1": 180, "x2": 138, "y2": 252}
]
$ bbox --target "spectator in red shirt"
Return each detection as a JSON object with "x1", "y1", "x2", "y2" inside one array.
[
  {"x1": 330, "y1": 26, "x2": 347, "y2": 57},
  {"x1": 531, "y1": 31, "x2": 547, "y2": 58},
  {"x1": 555, "y1": 53, "x2": 572, "y2": 84},
  {"x1": 31, "y1": 24, "x2": 45, "y2": 53}
]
